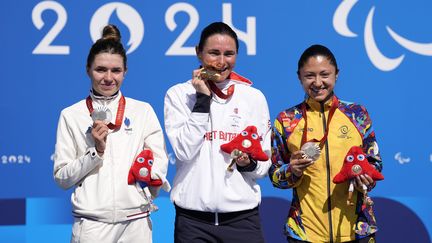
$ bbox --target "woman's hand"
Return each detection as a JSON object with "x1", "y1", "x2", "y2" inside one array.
[
  {"x1": 192, "y1": 68, "x2": 211, "y2": 96},
  {"x1": 289, "y1": 150, "x2": 313, "y2": 177},
  {"x1": 353, "y1": 174, "x2": 374, "y2": 192},
  {"x1": 91, "y1": 120, "x2": 109, "y2": 156}
]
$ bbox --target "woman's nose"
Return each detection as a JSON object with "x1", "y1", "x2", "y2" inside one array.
[
  {"x1": 313, "y1": 76, "x2": 323, "y2": 86},
  {"x1": 214, "y1": 56, "x2": 225, "y2": 68},
  {"x1": 104, "y1": 71, "x2": 113, "y2": 81}
]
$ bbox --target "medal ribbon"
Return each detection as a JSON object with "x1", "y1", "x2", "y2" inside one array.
[
  {"x1": 300, "y1": 95, "x2": 338, "y2": 148},
  {"x1": 86, "y1": 95, "x2": 126, "y2": 130},
  {"x1": 208, "y1": 81, "x2": 235, "y2": 99}
]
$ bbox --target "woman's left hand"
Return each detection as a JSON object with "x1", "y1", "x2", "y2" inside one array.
[
  {"x1": 353, "y1": 174, "x2": 374, "y2": 192},
  {"x1": 236, "y1": 153, "x2": 251, "y2": 167}
]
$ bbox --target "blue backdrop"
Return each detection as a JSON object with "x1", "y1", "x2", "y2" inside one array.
[{"x1": 1, "y1": 0, "x2": 431, "y2": 242}]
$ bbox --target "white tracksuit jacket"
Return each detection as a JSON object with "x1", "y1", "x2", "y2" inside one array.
[
  {"x1": 164, "y1": 73, "x2": 271, "y2": 212},
  {"x1": 54, "y1": 91, "x2": 169, "y2": 223}
]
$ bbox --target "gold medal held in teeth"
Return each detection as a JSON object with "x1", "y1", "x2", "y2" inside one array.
[
  {"x1": 200, "y1": 69, "x2": 221, "y2": 82},
  {"x1": 301, "y1": 142, "x2": 321, "y2": 162}
]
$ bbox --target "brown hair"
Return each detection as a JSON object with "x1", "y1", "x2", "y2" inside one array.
[
  {"x1": 196, "y1": 22, "x2": 239, "y2": 53},
  {"x1": 86, "y1": 24, "x2": 127, "y2": 70},
  {"x1": 297, "y1": 44, "x2": 339, "y2": 75}
]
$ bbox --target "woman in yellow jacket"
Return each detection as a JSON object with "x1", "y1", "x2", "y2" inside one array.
[{"x1": 269, "y1": 44, "x2": 383, "y2": 243}]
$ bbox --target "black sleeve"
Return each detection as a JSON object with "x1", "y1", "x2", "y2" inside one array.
[
  {"x1": 192, "y1": 92, "x2": 212, "y2": 113},
  {"x1": 237, "y1": 157, "x2": 258, "y2": 172}
]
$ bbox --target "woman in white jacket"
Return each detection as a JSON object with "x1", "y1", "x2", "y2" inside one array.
[
  {"x1": 164, "y1": 22, "x2": 271, "y2": 243},
  {"x1": 54, "y1": 24, "x2": 169, "y2": 243}
]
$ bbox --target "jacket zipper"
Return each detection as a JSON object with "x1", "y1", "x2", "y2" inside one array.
[
  {"x1": 209, "y1": 107, "x2": 219, "y2": 225},
  {"x1": 321, "y1": 103, "x2": 333, "y2": 243}
]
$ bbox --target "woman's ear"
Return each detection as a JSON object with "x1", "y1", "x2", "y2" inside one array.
[{"x1": 195, "y1": 46, "x2": 202, "y2": 61}]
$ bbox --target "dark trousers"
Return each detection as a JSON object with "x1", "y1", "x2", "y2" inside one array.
[
  {"x1": 174, "y1": 205, "x2": 265, "y2": 243},
  {"x1": 287, "y1": 234, "x2": 376, "y2": 243}
]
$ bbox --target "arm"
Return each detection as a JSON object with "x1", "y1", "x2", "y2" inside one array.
[
  {"x1": 268, "y1": 117, "x2": 304, "y2": 189},
  {"x1": 142, "y1": 105, "x2": 171, "y2": 196},
  {"x1": 53, "y1": 111, "x2": 103, "y2": 190},
  {"x1": 239, "y1": 91, "x2": 272, "y2": 179},
  {"x1": 164, "y1": 84, "x2": 210, "y2": 163},
  {"x1": 354, "y1": 105, "x2": 383, "y2": 191}
]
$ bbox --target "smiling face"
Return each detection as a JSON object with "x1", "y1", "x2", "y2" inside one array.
[
  {"x1": 197, "y1": 34, "x2": 237, "y2": 82},
  {"x1": 298, "y1": 55, "x2": 338, "y2": 102},
  {"x1": 87, "y1": 53, "x2": 126, "y2": 97}
]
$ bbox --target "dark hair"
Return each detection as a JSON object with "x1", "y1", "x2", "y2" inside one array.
[
  {"x1": 197, "y1": 22, "x2": 239, "y2": 53},
  {"x1": 86, "y1": 24, "x2": 127, "y2": 70},
  {"x1": 297, "y1": 44, "x2": 339, "y2": 75}
]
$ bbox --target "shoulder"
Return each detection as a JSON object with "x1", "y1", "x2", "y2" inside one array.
[
  {"x1": 166, "y1": 80, "x2": 194, "y2": 95},
  {"x1": 273, "y1": 103, "x2": 303, "y2": 135},
  {"x1": 125, "y1": 97, "x2": 151, "y2": 108},
  {"x1": 337, "y1": 98, "x2": 374, "y2": 134},
  {"x1": 338, "y1": 99, "x2": 369, "y2": 116},
  {"x1": 237, "y1": 83, "x2": 266, "y2": 101},
  {"x1": 276, "y1": 102, "x2": 303, "y2": 121},
  {"x1": 124, "y1": 97, "x2": 157, "y2": 117},
  {"x1": 60, "y1": 99, "x2": 87, "y2": 117}
]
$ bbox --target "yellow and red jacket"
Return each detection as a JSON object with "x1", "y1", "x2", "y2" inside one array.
[{"x1": 269, "y1": 96, "x2": 382, "y2": 242}]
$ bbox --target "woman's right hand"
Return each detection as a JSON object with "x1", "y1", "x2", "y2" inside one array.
[
  {"x1": 192, "y1": 68, "x2": 211, "y2": 96},
  {"x1": 290, "y1": 150, "x2": 313, "y2": 177},
  {"x1": 92, "y1": 120, "x2": 108, "y2": 156}
]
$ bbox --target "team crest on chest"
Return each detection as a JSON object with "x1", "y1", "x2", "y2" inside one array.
[
  {"x1": 337, "y1": 125, "x2": 352, "y2": 139},
  {"x1": 124, "y1": 117, "x2": 133, "y2": 134},
  {"x1": 229, "y1": 107, "x2": 242, "y2": 128}
]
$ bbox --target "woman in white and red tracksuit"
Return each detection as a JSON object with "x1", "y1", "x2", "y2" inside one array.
[
  {"x1": 164, "y1": 22, "x2": 271, "y2": 243},
  {"x1": 54, "y1": 24, "x2": 169, "y2": 243}
]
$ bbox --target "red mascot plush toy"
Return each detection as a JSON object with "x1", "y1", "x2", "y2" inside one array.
[
  {"x1": 220, "y1": 125, "x2": 268, "y2": 171},
  {"x1": 128, "y1": 149, "x2": 163, "y2": 188},
  {"x1": 333, "y1": 146, "x2": 384, "y2": 206}
]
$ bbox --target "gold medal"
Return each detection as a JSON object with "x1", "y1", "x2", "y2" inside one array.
[{"x1": 200, "y1": 69, "x2": 221, "y2": 81}]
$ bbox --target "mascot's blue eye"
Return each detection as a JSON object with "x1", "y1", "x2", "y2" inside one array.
[
  {"x1": 251, "y1": 133, "x2": 258, "y2": 139},
  {"x1": 148, "y1": 159, "x2": 154, "y2": 166},
  {"x1": 346, "y1": 155, "x2": 354, "y2": 162},
  {"x1": 357, "y1": 154, "x2": 365, "y2": 161},
  {"x1": 137, "y1": 157, "x2": 145, "y2": 163},
  {"x1": 241, "y1": 131, "x2": 248, "y2": 136}
]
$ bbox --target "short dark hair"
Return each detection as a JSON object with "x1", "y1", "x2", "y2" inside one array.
[
  {"x1": 297, "y1": 44, "x2": 338, "y2": 75},
  {"x1": 86, "y1": 24, "x2": 127, "y2": 70},
  {"x1": 197, "y1": 22, "x2": 239, "y2": 53}
]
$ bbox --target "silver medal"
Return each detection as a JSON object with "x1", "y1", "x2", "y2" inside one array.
[
  {"x1": 91, "y1": 106, "x2": 112, "y2": 123},
  {"x1": 351, "y1": 164, "x2": 362, "y2": 175},
  {"x1": 301, "y1": 142, "x2": 321, "y2": 162}
]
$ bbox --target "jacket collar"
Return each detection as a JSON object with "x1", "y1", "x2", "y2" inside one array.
[
  {"x1": 90, "y1": 89, "x2": 122, "y2": 108},
  {"x1": 305, "y1": 93, "x2": 338, "y2": 111}
]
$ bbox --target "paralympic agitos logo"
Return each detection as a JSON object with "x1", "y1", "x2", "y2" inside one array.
[{"x1": 333, "y1": 0, "x2": 432, "y2": 71}]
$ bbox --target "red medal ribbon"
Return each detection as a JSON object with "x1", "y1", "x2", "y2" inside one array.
[
  {"x1": 208, "y1": 81, "x2": 235, "y2": 100},
  {"x1": 300, "y1": 95, "x2": 338, "y2": 148},
  {"x1": 86, "y1": 95, "x2": 126, "y2": 130}
]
